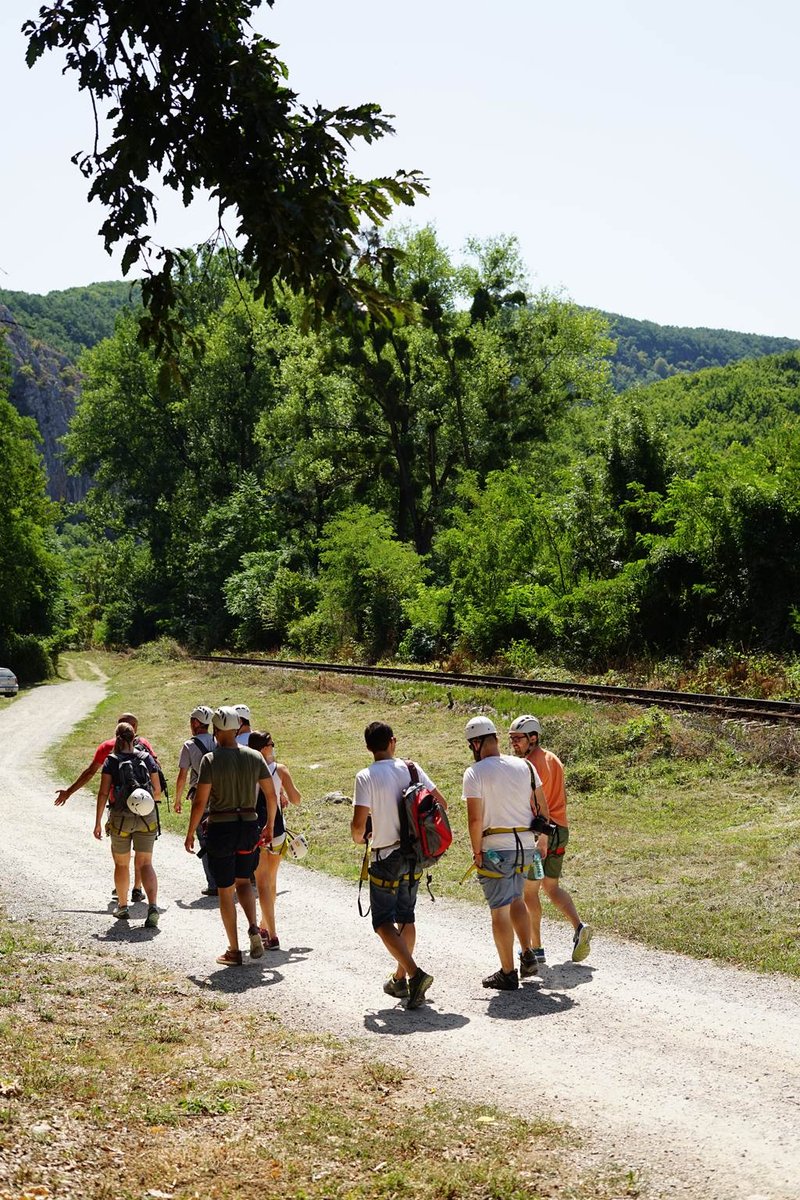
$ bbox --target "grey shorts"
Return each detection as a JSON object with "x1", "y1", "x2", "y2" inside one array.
[
  {"x1": 479, "y1": 847, "x2": 532, "y2": 910},
  {"x1": 369, "y1": 848, "x2": 421, "y2": 931}
]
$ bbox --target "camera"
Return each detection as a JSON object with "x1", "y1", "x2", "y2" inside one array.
[{"x1": 531, "y1": 814, "x2": 557, "y2": 839}]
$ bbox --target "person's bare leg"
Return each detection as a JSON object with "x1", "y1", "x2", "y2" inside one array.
[
  {"x1": 133, "y1": 864, "x2": 143, "y2": 891},
  {"x1": 510, "y1": 896, "x2": 532, "y2": 953},
  {"x1": 218, "y1": 884, "x2": 240, "y2": 951},
  {"x1": 524, "y1": 878, "x2": 543, "y2": 946},
  {"x1": 542, "y1": 877, "x2": 581, "y2": 931},
  {"x1": 376, "y1": 923, "x2": 417, "y2": 976},
  {"x1": 256, "y1": 852, "x2": 280, "y2": 935},
  {"x1": 389, "y1": 924, "x2": 416, "y2": 982},
  {"x1": 234, "y1": 877, "x2": 257, "y2": 929},
  {"x1": 489, "y1": 905, "x2": 515, "y2": 972},
  {"x1": 112, "y1": 851, "x2": 130, "y2": 906},
  {"x1": 136, "y1": 853, "x2": 157, "y2": 906}
]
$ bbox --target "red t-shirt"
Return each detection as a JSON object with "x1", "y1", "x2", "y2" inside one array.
[{"x1": 92, "y1": 736, "x2": 154, "y2": 769}]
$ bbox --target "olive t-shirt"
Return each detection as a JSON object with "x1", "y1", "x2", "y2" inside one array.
[{"x1": 198, "y1": 745, "x2": 270, "y2": 824}]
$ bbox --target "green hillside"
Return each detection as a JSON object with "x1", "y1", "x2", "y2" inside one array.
[
  {"x1": 0, "y1": 281, "x2": 136, "y2": 359},
  {"x1": 598, "y1": 310, "x2": 800, "y2": 391}
]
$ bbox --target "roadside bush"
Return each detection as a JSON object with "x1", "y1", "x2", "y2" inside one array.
[
  {"x1": 131, "y1": 638, "x2": 188, "y2": 664},
  {"x1": 0, "y1": 631, "x2": 53, "y2": 684}
]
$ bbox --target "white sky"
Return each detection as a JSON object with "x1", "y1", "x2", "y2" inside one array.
[{"x1": 1, "y1": 0, "x2": 798, "y2": 337}]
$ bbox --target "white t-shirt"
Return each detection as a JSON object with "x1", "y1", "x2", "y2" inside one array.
[
  {"x1": 353, "y1": 757, "x2": 436, "y2": 855},
  {"x1": 462, "y1": 754, "x2": 542, "y2": 851}
]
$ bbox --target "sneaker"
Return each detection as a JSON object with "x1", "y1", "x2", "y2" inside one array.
[
  {"x1": 131, "y1": 887, "x2": 146, "y2": 903},
  {"x1": 572, "y1": 923, "x2": 593, "y2": 962},
  {"x1": 216, "y1": 948, "x2": 243, "y2": 966},
  {"x1": 201, "y1": 886, "x2": 218, "y2": 897},
  {"x1": 111, "y1": 887, "x2": 118, "y2": 898},
  {"x1": 112, "y1": 904, "x2": 130, "y2": 920},
  {"x1": 248, "y1": 925, "x2": 264, "y2": 959},
  {"x1": 406, "y1": 968, "x2": 433, "y2": 1009},
  {"x1": 144, "y1": 905, "x2": 159, "y2": 929},
  {"x1": 519, "y1": 949, "x2": 538, "y2": 979},
  {"x1": 482, "y1": 968, "x2": 519, "y2": 991},
  {"x1": 383, "y1": 974, "x2": 409, "y2": 999},
  {"x1": 532, "y1": 947, "x2": 547, "y2": 967},
  {"x1": 265, "y1": 935, "x2": 280, "y2": 951}
]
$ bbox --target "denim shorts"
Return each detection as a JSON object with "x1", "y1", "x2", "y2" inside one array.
[
  {"x1": 479, "y1": 847, "x2": 532, "y2": 910},
  {"x1": 369, "y1": 848, "x2": 421, "y2": 931}
]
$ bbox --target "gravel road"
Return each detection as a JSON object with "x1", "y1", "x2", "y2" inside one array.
[{"x1": 2, "y1": 680, "x2": 799, "y2": 1200}]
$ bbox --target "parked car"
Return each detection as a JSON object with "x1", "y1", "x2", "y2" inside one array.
[{"x1": 0, "y1": 668, "x2": 19, "y2": 697}]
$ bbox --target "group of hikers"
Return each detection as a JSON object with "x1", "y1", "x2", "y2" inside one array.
[{"x1": 55, "y1": 700, "x2": 592, "y2": 1006}]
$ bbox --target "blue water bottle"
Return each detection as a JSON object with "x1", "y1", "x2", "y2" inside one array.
[{"x1": 531, "y1": 849, "x2": 545, "y2": 880}]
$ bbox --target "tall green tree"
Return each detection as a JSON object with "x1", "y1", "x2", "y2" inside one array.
[{"x1": 23, "y1": 0, "x2": 426, "y2": 353}]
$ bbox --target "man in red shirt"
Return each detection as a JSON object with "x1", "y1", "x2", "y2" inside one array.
[
  {"x1": 509, "y1": 715, "x2": 592, "y2": 965},
  {"x1": 55, "y1": 712, "x2": 157, "y2": 901}
]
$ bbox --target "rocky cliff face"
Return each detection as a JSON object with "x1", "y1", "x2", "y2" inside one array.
[{"x1": 1, "y1": 304, "x2": 88, "y2": 503}]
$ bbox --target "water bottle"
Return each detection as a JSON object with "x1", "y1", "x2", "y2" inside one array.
[{"x1": 531, "y1": 849, "x2": 544, "y2": 880}]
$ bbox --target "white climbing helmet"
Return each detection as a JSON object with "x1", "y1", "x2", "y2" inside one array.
[
  {"x1": 127, "y1": 787, "x2": 155, "y2": 817},
  {"x1": 509, "y1": 714, "x2": 541, "y2": 737},
  {"x1": 465, "y1": 716, "x2": 498, "y2": 741}
]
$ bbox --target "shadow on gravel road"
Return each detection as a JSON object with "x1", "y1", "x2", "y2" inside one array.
[
  {"x1": 186, "y1": 945, "x2": 312, "y2": 995},
  {"x1": 484, "y1": 984, "x2": 576, "y2": 1020},
  {"x1": 538, "y1": 963, "x2": 595, "y2": 990},
  {"x1": 364, "y1": 1006, "x2": 470, "y2": 1034}
]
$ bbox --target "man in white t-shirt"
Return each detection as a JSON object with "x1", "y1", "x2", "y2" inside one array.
[
  {"x1": 351, "y1": 721, "x2": 446, "y2": 1010},
  {"x1": 174, "y1": 704, "x2": 217, "y2": 895},
  {"x1": 462, "y1": 716, "x2": 550, "y2": 990}
]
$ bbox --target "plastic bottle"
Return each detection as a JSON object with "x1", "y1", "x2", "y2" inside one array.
[{"x1": 531, "y1": 849, "x2": 545, "y2": 880}]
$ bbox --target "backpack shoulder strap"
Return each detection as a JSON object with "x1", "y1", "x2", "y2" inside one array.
[
  {"x1": 404, "y1": 760, "x2": 419, "y2": 785},
  {"x1": 526, "y1": 760, "x2": 541, "y2": 816}
]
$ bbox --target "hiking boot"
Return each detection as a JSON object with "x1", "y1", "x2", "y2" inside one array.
[
  {"x1": 406, "y1": 968, "x2": 433, "y2": 1009},
  {"x1": 519, "y1": 949, "x2": 538, "y2": 979},
  {"x1": 383, "y1": 974, "x2": 409, "y2": 999},
  {"x1": 216, "y1": 948, "x2": 243, "y2": 966},
  {"x1": 144, "y1": 905, "x2": 159, "y2": 929},
  {"x1": 112, "y1": 904, "x2": 130, "y2": 920},
  {"x1": 201, "y1": 887, "x2": 218, "y2": 897},
  {"x1": 482, "y1": 967, "x2": 519, "y2": 991},
  {"x1": 131, "y1": 887, "x2": 146, "y2": 903},
  {"x1": 572, "y1": 924, "x2": 593, "y2": 962},
  {"x1": 248, "y1": 925, "x2": 264, "y2": 959}
]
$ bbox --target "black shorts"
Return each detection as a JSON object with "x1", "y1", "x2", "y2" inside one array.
[{"x1": 206, "y1": 821, "x2": 260, "y2": 889}]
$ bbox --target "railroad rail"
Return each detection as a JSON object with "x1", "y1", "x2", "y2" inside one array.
[{"x1": 192, "y1": 655, "x2": 800, "y2": 724}]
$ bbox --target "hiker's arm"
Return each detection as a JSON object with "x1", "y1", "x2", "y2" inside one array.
[
  {"x1": 277, "y1": 764, "x2": 301, "y2": 807},
  {"x1": 56, "y1": 760, "x2": 99, "y2": 807},
  {"x1": 351, "y1": 804, "x2": 370, "y2": 845},
  {"x1": 174, "y1": 766, "x2": 189, "y2": 814},
  {"x1": 466, "y1": 796, "x2": 484, "y2": 868},
  {"x1": 432, "y1": 786, "x2": 448, "y2": 810},
  {"x1": 185, "y1": 782, "x2": 210, "y2": 851},
  {"x1": 94, "y1": 774, "x2": 110, "y2": 839},
  {"x1": 258, "y1": 773, "x2": 277, "y2": 840}
]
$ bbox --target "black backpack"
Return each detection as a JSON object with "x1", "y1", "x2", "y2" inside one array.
[{"x1": 108, "y1": 751, "x2": 153, "y2": 813}]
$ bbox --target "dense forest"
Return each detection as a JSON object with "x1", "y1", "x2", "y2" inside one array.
[{"x1": 2, "y1": 230, "x2": 800, "y2": 684}]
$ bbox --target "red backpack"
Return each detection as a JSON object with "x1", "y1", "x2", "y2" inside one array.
[{"x1": 399, "y1": 761, "x2": 452, "y2": 868}]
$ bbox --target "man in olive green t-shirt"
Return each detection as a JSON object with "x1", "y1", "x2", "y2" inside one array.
[{"x1": 185, "y1": 707, "x2": 277, "y2": 965}]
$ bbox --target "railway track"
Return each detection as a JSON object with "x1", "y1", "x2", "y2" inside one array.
[{"x1": 192, "y1": 655, "x2": 800, "y2": 724}]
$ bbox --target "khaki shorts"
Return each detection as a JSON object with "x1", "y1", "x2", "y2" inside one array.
[{"x1": 106, "y1": 818, "x2": 157, "y2": 856}]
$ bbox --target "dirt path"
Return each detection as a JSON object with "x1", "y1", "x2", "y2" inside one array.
[{"x1": 2, "y1": 680, "x2": 799, "y2": 1200}]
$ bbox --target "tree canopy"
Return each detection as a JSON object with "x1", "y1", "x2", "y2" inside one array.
[{"x1": 23, "y1": 0, "x2": 427, "y2": 351}]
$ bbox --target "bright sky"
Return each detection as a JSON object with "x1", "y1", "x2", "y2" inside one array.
[{"x1": 2, "y1": 0, "x2": 798, "y2": 337}]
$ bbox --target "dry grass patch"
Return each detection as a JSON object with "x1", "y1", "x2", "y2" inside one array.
[{"x1": 0, "y1": 915, "x2": 643, "y2": 1200}]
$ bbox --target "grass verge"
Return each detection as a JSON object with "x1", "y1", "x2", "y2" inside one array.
[
  {"x1": 0, "y1": 912, "x2": 643, "y2": 1200},
  {"x1": 52, "y1": 651, "x2": 800, "y2": 977}
]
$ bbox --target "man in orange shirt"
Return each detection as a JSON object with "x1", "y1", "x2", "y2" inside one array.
[{"x1": 509, "y1": 715, "x2": 592, "y2": 965}]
